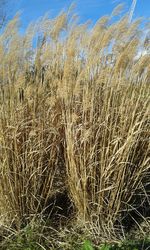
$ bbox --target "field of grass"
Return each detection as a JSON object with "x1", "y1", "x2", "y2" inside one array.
[{"x1": 0, "y1": 4, "x2": 149, "y2": 249}]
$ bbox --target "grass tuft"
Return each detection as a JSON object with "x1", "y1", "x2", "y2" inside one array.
[{"x1": 0, "y1": 3, "x2": 149, "y2": 247}]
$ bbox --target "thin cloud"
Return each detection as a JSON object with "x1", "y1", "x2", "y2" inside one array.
[{"x1": 112, "y1": 0, "x2": 122, "y2": 4}]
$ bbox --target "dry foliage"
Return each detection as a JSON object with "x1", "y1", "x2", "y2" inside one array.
[{"x1": 0, "y1": 5, "x2": 149, "y2": 237}]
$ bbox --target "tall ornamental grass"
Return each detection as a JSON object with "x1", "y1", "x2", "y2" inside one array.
[{"x1": 0, "y1": 5, "x2": 149, "y2": 235}]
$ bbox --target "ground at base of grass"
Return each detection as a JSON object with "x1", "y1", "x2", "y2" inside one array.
[
  {"x1": 0, "y1": 220, "x2": 150, "y2": 250},
  {"x1": 1, "y1": 238, "x2": 150, "y2": 250}
]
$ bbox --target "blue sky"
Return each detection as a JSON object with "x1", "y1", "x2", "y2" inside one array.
[{"x1": 9, "y1": 0, "x2": 149, "y2": 29}]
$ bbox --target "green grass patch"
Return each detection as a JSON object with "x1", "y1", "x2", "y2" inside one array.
[{"x1": 82, "y1": 239, "x2": 150, "y2": 250}]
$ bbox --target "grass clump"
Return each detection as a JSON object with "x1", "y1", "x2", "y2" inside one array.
[{"x1": 0, "y1": 3, "x2": 149, "y2": 247}]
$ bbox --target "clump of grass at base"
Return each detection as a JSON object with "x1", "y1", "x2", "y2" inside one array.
[{"x1": 0, "y1": 3, "x2": 149, "y2": 243}]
